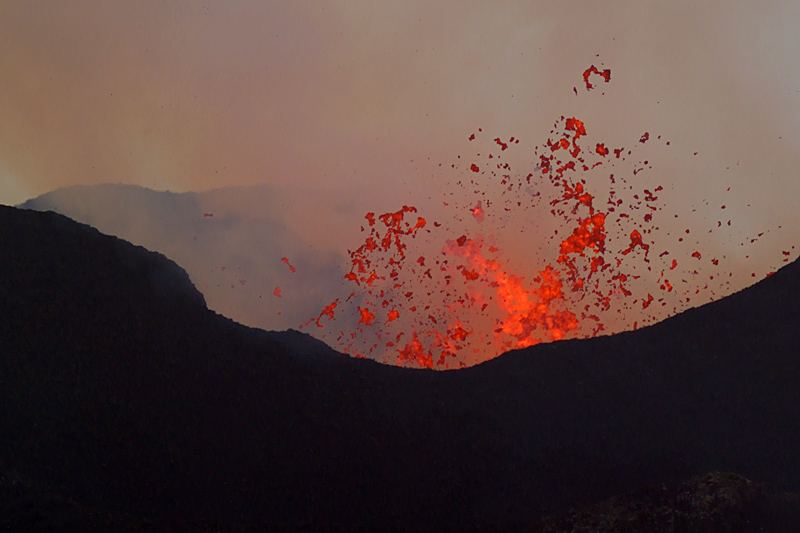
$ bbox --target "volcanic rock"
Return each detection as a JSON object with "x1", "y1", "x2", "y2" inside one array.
[{"x1": 2, "y1": 205, "x2": 800, "y2": 531}]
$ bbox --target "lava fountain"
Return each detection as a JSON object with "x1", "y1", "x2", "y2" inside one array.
[{"x1": 296, "y1": 64, "x2": 792, "y2": 369}]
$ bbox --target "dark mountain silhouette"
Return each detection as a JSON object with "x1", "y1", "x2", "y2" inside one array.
[
  {"x1": 17, "y1": 183, "x2": 363, "y2": 335},
  {"x1": 539, "y1": 471, "x2": 800, "y2": 532},
  {"x1": 2, "y1": 204, "x2": 800, "y2": 531}
]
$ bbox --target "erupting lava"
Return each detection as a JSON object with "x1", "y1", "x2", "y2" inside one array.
[
  {"x1": 292, "y1": 64, "x2": 791, "y2": 368},
  {"x1": 582, "y1": 64, "x2": 611, "y2": 90}
]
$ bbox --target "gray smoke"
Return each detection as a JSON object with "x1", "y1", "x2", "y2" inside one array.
[{"x1": 19, "y1": 183, "x2": 360, "y2": 335}]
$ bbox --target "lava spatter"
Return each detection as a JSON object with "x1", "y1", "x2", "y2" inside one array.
[
  {"x1": 583, "y1": 65, "x2": 611, "y2": 90},
  {"x1": 303, "y1": 109, "x2": 676, "y2": 366},
  {"x1": 295, "y1": 64, "x2": 783, "y2": 368},
  {"x1": 281, "y1": 257, "x2": 296, "y2": 273}
]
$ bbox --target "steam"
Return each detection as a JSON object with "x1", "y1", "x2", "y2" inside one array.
[{"x1": 19, "y1": 184, "x2": 362, "y2": 333}]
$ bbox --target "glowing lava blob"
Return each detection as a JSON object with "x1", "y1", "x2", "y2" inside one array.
[{"x1": 297, "y1": 64, "x2": 788, "y2": 369}]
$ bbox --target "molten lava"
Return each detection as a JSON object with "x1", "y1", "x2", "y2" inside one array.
[
  {"x1": 302, "y1": 105, "x2": 673, "y2": 366},
  {"x1": 583, "y1": 65, "x2": 611, "y2": 90},
  {"x1": 281, "y1": 257, "x2": 296, "y2": 273},
  {"x1": 292, "y1": 63, "x2": 784, "y2": 368}
]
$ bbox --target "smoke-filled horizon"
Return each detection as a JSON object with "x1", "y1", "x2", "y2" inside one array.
[
  {"x1": 3, "y1": 3, "x2": 799, "y2": 205},
  {"x1": 4, "y1": 2, "x2": 800, "y2": 366}
]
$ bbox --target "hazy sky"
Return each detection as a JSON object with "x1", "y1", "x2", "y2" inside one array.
[
  {"x1": 2, "y1": 2, "x2": 798, "y2": 204},
  {"x1": 3, "y1": 1, "x2": 800, "y2": 364}
]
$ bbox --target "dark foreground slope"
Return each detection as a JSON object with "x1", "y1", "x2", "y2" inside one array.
[{"x1": 1, "y1": 205, "x2": 800, "y2": 530}]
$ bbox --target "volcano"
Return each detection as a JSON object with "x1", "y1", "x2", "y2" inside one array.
[{"x1": 1, "y1": 204, "x2": 800, "y2": 530}]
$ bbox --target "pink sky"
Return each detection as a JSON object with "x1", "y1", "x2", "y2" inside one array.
[{"x1": 2, "y1": 2, "x2": 798, "y2": 207}]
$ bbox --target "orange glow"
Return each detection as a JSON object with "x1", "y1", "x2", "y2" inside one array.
[
  {"x1": 302, "y1": 105, "x2": 675, "y2": 366},
  {"x1": 358, "y1": 307, "x2": 376, "y2": 325},
  {"x1": 296, "y1": 64, "x2": 777, "y2": 369},
  {"x1": 397, "y1": 331, "x2": 435, "y2": 369},
  {"x1": 494, "y1": 266, "x2": 579, "y2": 348},
  {"x1": 472, "y1": 201, "x2": 485, "y2": 223},
  {"x1": 559, "y1": 213, "x2": 607, "y2": 258}
]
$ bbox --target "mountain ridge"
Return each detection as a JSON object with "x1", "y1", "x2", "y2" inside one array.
[
  {"x1": 17, "y1": 182, "x2": 356, "y2": 336},
  {"x1": 2, "y1": 204, "x2": 800, "y2": 530}
]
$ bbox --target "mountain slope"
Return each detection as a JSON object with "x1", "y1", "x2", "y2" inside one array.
[
  {"x1": 1, "y1": 204, "x2": 800, "y2": 530},
  {"x1": 17, "y1": 183, "x2": 358, "y2": 334}
]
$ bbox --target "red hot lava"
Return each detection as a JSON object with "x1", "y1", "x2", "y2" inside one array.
[
  {"x1": 303, "y1": 109, "x2": 669, "y2": 366},
  {"x1": 583, "y1": 65, "x2": 611, "y2": 90},
  {"x1": 293, "y1": 64, "x2": 785, "y2": 368}
]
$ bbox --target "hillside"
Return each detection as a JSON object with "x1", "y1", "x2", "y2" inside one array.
[
  {"x1": 17, "y1": 183, "x2": 358, "y2": 334},
  {"x1": 2, "y1": 205, "x2": 800, "y2": 530}
]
